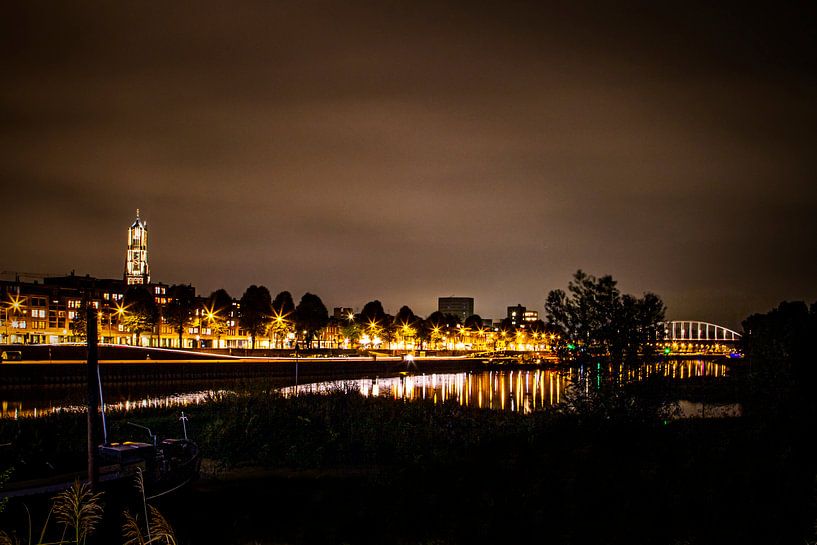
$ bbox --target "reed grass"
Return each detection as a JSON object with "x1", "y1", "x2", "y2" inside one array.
[
  {"x1": 1, "y1": 383, "x2": 678, "y2": 475},
  {"x1": 121, "y1": 506, "x2": 176, "y2": 545},
  {"x1": 52, "y1": 481, "x2": 103, "y2": 545}
]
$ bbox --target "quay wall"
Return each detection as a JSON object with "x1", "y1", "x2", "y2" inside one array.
[{"x1": 0, "y1": 358, "x2": 483, "y2": 387}]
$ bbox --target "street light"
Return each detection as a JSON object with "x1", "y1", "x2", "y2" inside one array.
[
  {"x1": 288, "y1": 332, "x2": 301, "y2": 393},
  {"x1": 367, "y1": 319, "x2": 380, "y2": 335},
  {"x1": 197, "y1": 303, "x2": 218, "y2": 348},
  {"x1": 270, "y1": 309, "x2": 291, "y2": 349},
  {"x1": 3, "y1": 295, "x2": 23, "y2": 343},
  {"x1": 110, "y1": 302, "x2": 128, "y2": 344},
  {"x1": 476, "y1": 327, "x2": 486, "y2": 351}
]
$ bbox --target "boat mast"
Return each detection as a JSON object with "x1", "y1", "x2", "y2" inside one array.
[{"x1": 86, "y1": 306, "x2": 102, "y2": 487}]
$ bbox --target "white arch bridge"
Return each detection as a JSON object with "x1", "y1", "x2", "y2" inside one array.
[{"x1": 658, "y1": 321, "x2": 742, "y2": 356}]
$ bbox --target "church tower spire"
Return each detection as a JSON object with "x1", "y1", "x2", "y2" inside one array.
[{"x1": 125, "y1": 209, "x2": 150, "y2": 285}]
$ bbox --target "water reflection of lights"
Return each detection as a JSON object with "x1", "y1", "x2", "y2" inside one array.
[
  {"x1": 0, "y1": 390, "x2": 227, "y2": 420},
  {"x1": 280, "y1": 370, "x2": 571, "y2": 415},
  {"x1": 279, "y1": 360, "x2": 730, "y2": 414},
  {"x1": 3, "y1": 360, "x2": 731, "y2": 419}
]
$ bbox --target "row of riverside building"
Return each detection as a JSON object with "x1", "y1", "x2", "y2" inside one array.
[
  {"x1": 0, "y1": 211, "x2": 544, "y2": 350},
  {"x1": 0, "y1": 211, "x2": 251, "y2": 348}
]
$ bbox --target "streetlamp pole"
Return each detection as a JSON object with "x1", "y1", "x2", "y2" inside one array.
[{"x1": 295, "y1": 342, "x2": 300, "y2": 393}]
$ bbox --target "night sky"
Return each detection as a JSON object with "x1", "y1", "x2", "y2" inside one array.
[{"x1": 2, "y1": 1, "x2": 816, "y2": 328}]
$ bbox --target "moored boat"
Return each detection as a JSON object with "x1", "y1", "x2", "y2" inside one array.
[{"x1": 1, "y1": 421, "x2": 201, "y2": 500}]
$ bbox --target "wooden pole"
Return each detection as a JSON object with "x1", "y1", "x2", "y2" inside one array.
[{"x1": 86, "y1": 306, "x2": 100, "y2": 487}]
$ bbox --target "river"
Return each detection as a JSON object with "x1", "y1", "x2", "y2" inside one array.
[{"x1": 0, "y1": 359, "x2": 738, "y2": 419}]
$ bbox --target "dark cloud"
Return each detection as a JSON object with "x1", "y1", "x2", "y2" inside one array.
[{"x1": 2, "y1": 0, "x2": 816, "y2": 328}]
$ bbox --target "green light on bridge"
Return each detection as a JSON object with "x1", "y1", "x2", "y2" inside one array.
[
  {"x1": 567, "y1": 343, "x2": 576, "y2": 350},
  {"x1": 664, "y1": 347, "x2": 671, "y2": 355}
]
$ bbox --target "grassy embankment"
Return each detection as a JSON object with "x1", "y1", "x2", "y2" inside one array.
[{"x1": 0, "y1": 369, "x2": 813, "y2": 545}]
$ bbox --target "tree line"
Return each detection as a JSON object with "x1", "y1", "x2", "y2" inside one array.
[
  {"x1": 103, "y1": 284, "x2": 555, "y2": 350},
  {"x1": 68, "y1": 269, "x2": 669, "y2": 355}
]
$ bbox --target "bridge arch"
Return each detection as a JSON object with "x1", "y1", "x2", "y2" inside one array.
[{"x1": 660, "y1": 321, "x2": 742, "y2": 342}]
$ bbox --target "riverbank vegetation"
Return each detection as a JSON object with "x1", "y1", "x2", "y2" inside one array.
[
  {"x1": 0, "y1": 360, "x2": 812, "y2": 544},
  {"x1": 545, "y1": 270, "x2": 666, "y2": 359}
]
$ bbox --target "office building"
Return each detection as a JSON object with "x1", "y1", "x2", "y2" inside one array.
[
  {"x1": 507, "y1": 304, "x2": 526, "y2": 327},
  {"x1": 438, "y1": 297, "x2": 474, "y2": 322}
]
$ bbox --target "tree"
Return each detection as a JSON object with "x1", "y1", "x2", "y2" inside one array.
[
  {"x1": 545, "y1": 270, "x2": 665, "y2": 359},
  {"x1": 631, "y1": 292, "x2": 665, "y2": 357},
  {"x1": 464, "y1": 314, "x2": 483, "y2": 330},
  {"x1": 498, "y1": 317, "x2": 515, "y2": 332},
  {"x1": 165, "y1": 284, "x2": 195, "y2": 348},
  {"x1": 70, "y1": 308, "x2": 87, "y2": 340},
  {"x1": 382, "y1": 314, "x2": 397, "y2": 348},
  {"x1": 272, "y1": 291, "x2": 295, "y2": 316},
  {"x1": 426, "y1": 311, "x2": 443, "y2": 325},
  {"x1": 393, "y1": 306, "x2": 417, "y2": 348},
  {"x1": 394, "y1": 305, "x2": 416, "y2": 326},
  {"x1": 294, "y1": 292, "x2": 329, "y2": 348},
  {"x1": 359, "y1": 300, "x2": 389, "y2": 341},
  {"x1": 426, "y1": 311, "x2": 448, "y2": 328},
  {"x1": 207, "y1": 288, "x2": 233, "y2": 315},
  {"x1": 742, "y1": 300, "x2": 817, "y2": 415},
  {"x1": 414, "y1": 318, "x2": 431, "y2": 350},
  {"x1": 69, "y1": 293, "x2": 93, "y2": 341},
  {"x1": 205, "y1": 289, "x2": 233, "y2": 346},
  {"x1": 340, "y1": 320, "x2": 361, "y2": 347},
  {"x1": 239, "y1": 285, "x2": 272, "y2": 349},
  {"x1": 443, "y1": 314, "x2": 462, "y2": 327},
  {"x1": 426, "y1": 311, "x2": 447, "y2": 348},
  {"x1": 360, "y1": 300, "x2": 388, "y2": 326},
  {"x1": 545, "y1": 289, "x2": 571, "y2": 341},
  {"x1": 461, "y1": 314, "x2": 484, "y2": 350},
  {"x1": 123, "y1": 285, "x2": 158, "y2": 347}
]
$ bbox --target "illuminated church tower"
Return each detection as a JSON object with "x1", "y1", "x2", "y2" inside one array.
[{"x1": 125, "y1": 209, "x2": 150, "y2": 285}]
